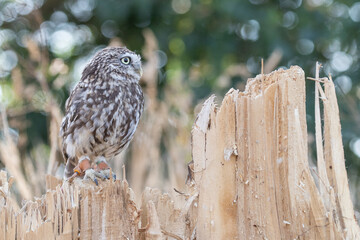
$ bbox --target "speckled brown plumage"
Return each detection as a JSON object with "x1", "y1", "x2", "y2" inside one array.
[{"x1": 60, "y1": 47, "x2": 144, "y2": 179}]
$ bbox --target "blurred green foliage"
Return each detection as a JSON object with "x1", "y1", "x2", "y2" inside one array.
[{"x1": 1, "y1": 0, "x2": 360, "y2": 206}]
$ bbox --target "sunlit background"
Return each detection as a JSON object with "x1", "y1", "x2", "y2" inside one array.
[{"x1": 1, "y1": 0, "x2": 360, "y2": 210}]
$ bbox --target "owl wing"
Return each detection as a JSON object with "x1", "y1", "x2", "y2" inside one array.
[
  {"x1": 60, "y1": 83, "x2": 87, "y2": 138},
  {"x1": 65, "y1": 83, "x2": 84, "y2": 112}
]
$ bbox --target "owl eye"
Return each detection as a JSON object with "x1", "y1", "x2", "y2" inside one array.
[{"x1": 120, "y1": 57, "x2": 131, "y2": 65}]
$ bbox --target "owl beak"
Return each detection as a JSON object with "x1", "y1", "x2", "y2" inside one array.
[
  {"x1": 135, "y1": 67, "x2": 143, "y2": 77},
  {"x1": 134, "y1": 62, "x2": 143, "y2": 77}
]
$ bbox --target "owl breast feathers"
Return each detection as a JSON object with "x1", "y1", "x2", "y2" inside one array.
[{"x1": 60, "y1": 47, "x2": 144, "y2": 178}]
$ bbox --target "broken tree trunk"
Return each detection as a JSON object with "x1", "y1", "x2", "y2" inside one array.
[
  {"x1": 0, "y1": 66, "x2": 358, "y2": 240},
  {"x1": 190, "y1": 66, "x2": 359, "y2": 239},
  {"x1": 0, "y1": 173, "x2": 140, "y2": 240}
]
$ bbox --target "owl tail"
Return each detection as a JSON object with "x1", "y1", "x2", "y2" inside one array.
[{"x1": 64, "y1": 157, "x2": 77, "y2": 179}]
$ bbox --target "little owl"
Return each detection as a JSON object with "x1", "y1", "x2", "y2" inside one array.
[{"x1": 60, "y1": 47, "x2": 144, "y2": 184}]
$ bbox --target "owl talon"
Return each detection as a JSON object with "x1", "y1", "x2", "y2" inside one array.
[
  {"x1": 83, "y1": 168, "x2": 116, "y2": 185},
  {"x1": 95, "y1": 169, "x2": 116, "y2": 181},
  {"x1": 83, "y1": 169, "x2": 96, "y2": 183}
]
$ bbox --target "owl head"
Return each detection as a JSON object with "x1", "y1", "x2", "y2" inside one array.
[{"x1": 81, "y1": 47, "x2": 142, "y2": 83}]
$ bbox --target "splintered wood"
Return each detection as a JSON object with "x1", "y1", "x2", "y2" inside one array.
[
  {"x1": 191, "y1": 66, "x2": 359, "y2": 239},
  {"x1": 0, "y1": 174, "x2": 140, "y2": 240},
  {"x1": 0, "y1": 66, "x2": 359, "y2": 240}
]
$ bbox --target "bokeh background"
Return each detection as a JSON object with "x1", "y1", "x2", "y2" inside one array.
[{"x1": 1, "y1": 0, "x2": 360, "y2": 210}]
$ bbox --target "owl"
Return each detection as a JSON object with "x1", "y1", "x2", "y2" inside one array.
[{"x1": 60, "y1": 47, "x2": 144, "y2": 184}]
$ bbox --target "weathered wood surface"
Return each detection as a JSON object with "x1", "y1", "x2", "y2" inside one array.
[
  {"x1": 190, "y1": 66, "x2": 359, "y2": 239},
  {"x1": 1, "y1": 174, "x2": 140, "y2": 240},
  {"x1": 0, "y1": 66, "x2": 358, "y2": 240}
]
